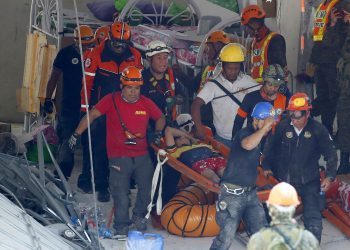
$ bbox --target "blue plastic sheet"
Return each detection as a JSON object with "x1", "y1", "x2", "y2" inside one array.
[{"x1": 126, "y1": 231, "x2": 164, "y2": 250}]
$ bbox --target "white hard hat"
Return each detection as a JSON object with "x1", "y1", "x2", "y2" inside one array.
[
  {"x1": 146, "y1": 40, "x2": 171, "y2": 57},
  {"x1": 176, "y1": 113, "x2": 194, "y2": 133}
]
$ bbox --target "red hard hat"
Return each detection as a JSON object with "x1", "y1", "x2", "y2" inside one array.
[
  {"x1": 121, "y1": 66, "x2": 143, "y2": 86},
  {"x1": 241, "y1": 5, "x2": 266, "y2": 25},
  {"x1": 110, "y1": 21, "x2": 131, "y2": 41},
  {"x1": 287, "y1": 92, "x2": 312, "y2": 111}
]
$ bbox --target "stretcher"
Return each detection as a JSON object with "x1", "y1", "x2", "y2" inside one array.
[
  {"x1": 150, "y1": 127, "x2": 278, "y2": 237},
  {"x1": 321, "y1": 173, "x2": 350, "y2": 237}
]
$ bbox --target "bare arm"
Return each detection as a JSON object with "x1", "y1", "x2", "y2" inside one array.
[
  {"x1": 165, "y1": 127, "x2": 196, "y2": 146},
  {"x1": 241, "y1": 118, "x2": 274, "y2": 150},
  {"x1": 45, "y1": 67, "x2": 62, "y2": 98},
  {"x1": 191, "y1": 97, "x2": 206, "y2": 139},
  {"x1": 74, "y1": 108, "x2": 102, "y2": 135}
]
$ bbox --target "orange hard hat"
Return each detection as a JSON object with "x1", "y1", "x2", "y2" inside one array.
[
  {"x1": 206, "y1": 30, "x2": 230, "y2": 44},
  {"x1": 74, "y1": 25, "x2": 95, "y2": 44},
  {"x1": 287, "y1": 92, "x2": 312, "y2": 111},
  {"x1": 110, "y1": 21, "x2": 131, "y2": 41},
  {"x1": 241, "y1": 5, "x2": 266, "y2": 25},
  {"x1": 267, "y1": 182, "x2": 300, "y2": 207},
  {"x1": 121, "y1": 66, "x2": 143, "y2": 86},
  {"x1": 95, "y1": 25, "x2": 110, "y2": 44}
]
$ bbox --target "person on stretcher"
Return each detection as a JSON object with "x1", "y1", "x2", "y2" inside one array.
[{"x1": 165, "y1": 114, "x2": 226, "y2": 183}]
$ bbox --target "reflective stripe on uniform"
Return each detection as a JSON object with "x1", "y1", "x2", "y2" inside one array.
[
  {"x1": 251, "y1": 32, "x2": 277, "y2": 83},
  {"x1": 85, "y1": 71, "x2": 95, "y2": 76},
  {"x1": 313, "y1": 0, "x2": 339, "y2": 41}
]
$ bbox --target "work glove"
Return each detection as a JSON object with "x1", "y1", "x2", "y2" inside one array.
[
  {"x1": 43, "y1": 98, "x2": 54, "y2": 114},
  {"x1": 153, "y1": 130, "x2": 163, "y2": 146},
  {"x1": 68, "y1": 132, "x2": 80, "y2": 152}
]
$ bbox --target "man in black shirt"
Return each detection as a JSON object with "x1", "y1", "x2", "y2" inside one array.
[
  {"x1": 210, "y1": 102, "x2": 276, "y2": 250},
  {"x1": 44, "y1": 25, "x2": 96, "y2": 180},
  {"x1": 262, "y1": 92, "x2": 337, "y2": 242}
]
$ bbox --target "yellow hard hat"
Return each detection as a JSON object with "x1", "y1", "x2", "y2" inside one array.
[
  {"x1": 219, "y1": 43, "x2": 245, "y2": 62},
  {"x1": 267, "y1": 182, "x2": 300, "y2": 207}
]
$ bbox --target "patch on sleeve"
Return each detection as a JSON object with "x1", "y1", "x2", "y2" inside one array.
[{"x1": 84, "y1": 58, "x2": 91, "y2": 68}]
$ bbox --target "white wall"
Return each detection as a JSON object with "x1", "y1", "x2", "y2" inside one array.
[
  {"x1": 0, "y1": 0, "x2": 31, "y2": 122},
  {"x1": 0, "y1": 0, "x2": 92, "y2": 123}
]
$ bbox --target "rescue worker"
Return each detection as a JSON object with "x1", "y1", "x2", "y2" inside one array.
[
  {"x1": 247, "y1": 182, "x2": 320, "y2": 250},
  {"x1": 210, "y1": 102, "x2": 276, "y2": 250},
  {"x1": 241, "y1": 5, "x2": 288, "y2": 96},
  {"x1": 232, "y1": 64, "x2": 287, "y2": 138},
  {"x1": 141, "y1": 40, "x2": 185, "y2": 124},
  {"x1": 44, "y1": 25, "x2": 96, "y2": 180},
  {"x1": 78, "y1": 21, "x2": 143, "y2": 202},
  {"x1": 262, "y1": 92, "x2": 338, "y2": 242},
  {"x1": 196, "y1": 30, "x2": 231, "y2": 92},
  {"x1": 308, "y1": 0, "x2": 349, "y2": 135},
  {"x1": 191, "y1": 43, "x2": 258, "y2": 147},
  {"x1": 194, "y1": 30, "x2": 231, "y2": 131},
  {"x1": 336, "y1": 9, "x2": 350, "y2": 175},
  {"x1": 68, "y1": 66, "x2": 166, "y2": 239}
]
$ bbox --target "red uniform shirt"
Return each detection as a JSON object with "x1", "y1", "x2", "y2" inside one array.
[{"x1": 95, "y1": 92, "x2": 162, "y2": 158}]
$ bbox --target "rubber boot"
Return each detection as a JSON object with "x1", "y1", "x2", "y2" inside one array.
[{"x1": 337, "y1": 152, "x2": 350, "y2": 175}]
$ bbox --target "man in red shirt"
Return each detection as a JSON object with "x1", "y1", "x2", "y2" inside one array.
[
  {"x1": 79, "y1": 21, "x2": 143, "y2": 202},
  {"x1": 69, "y1": 66, "x2": 165, "y2": 239}
]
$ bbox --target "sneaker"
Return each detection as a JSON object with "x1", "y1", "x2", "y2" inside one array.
[
  {"x1": 130, "y1": 215, "x2": 147, "y2": 231},
  {"x1": 98, "y1": 189, "x2": 110, "y2": 202},
  {"x1": 112, "y1": 226, "x2": 128, "y2": 240}
]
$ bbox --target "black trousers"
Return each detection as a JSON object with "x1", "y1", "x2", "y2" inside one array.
[
  {"x1": 294, "y1": 180, "x2": 323, "y2": 242},
  {"x1": 78, "y1": 115, "x2": 109, "y2": 191},
  {"x1": 56, "y1": 111, "x2": 80, "y2": 178},
  {"x1": 314, "y1": 63, "x2": 339, "y2": 135}
]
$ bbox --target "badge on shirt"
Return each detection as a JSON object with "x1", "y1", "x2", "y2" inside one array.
[
  {"x1": 286, "y1": 132, "x2": 293, "y2": 139},
  {"x1": 304, "y1": 131, "x2": 312, "y2": 138},
  {"x1": 71, "y1": 58, "x2": 79, "y2": 65},
  {"x1": 85, "y1": 58, "x2": 91, "y2": 68},
  {"x1": 218, "y1": 200, "x2": 227, "y2": 210}
]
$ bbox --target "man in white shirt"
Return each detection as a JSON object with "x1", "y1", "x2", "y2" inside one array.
[{"x1": 191, "y1": 43, "x2": 258, "y2": 147}]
